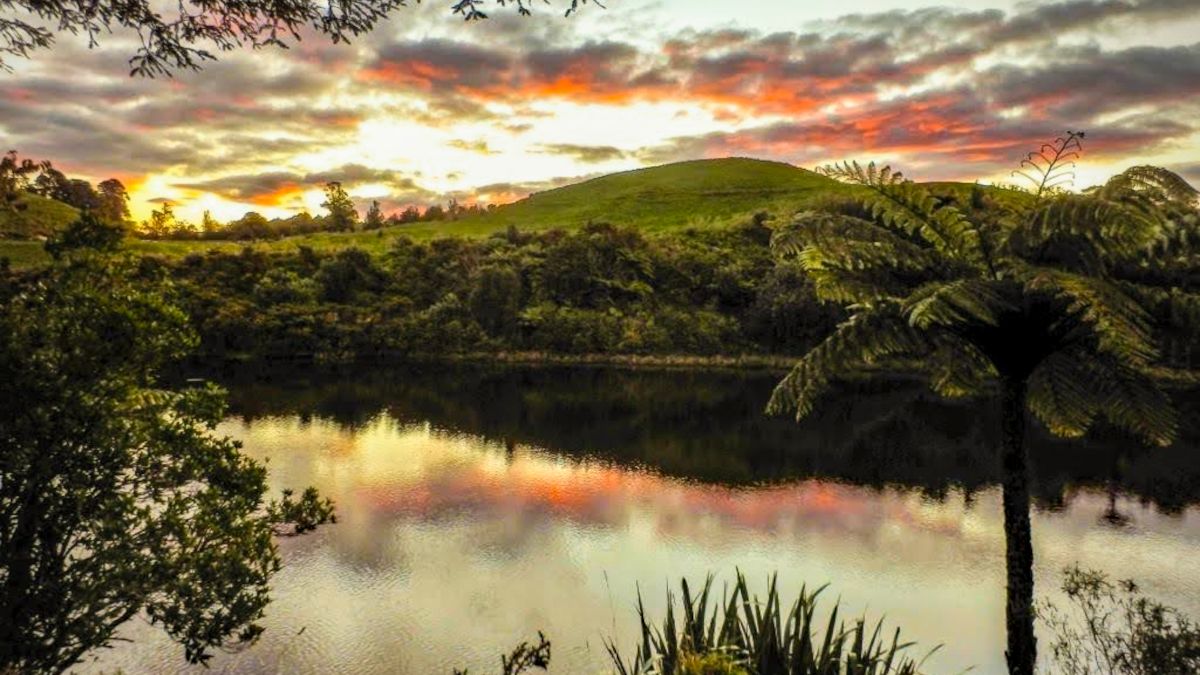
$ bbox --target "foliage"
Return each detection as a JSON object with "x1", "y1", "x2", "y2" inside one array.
[
  {"x1": 43, "y1": 211, "x2": 125, "y2": 258},
  {"x1": 322, "y1": 181, "x2": 359, "y2": 232},
  {"x1": 145, "y1": 217, "x2": 828, "y2": 361},
  {"x1": 364, "y1": 200, "x2": 386, "y2": 230},
  {"x1": 606, "y1": 571, "x2": 930, "y2": 675},
  {"x1": 0, "y1": 258, "x2": 334, "y2": 673},
  {"x1": 1037, "y1": 566, "x2": 1200, "y2": 675},
  {"x1": 0, "y1": 0, "x2": 591, "y2": 76},
  {"x1": 453, "y1": 632, "x2": 552, "y2": 675},
  {"x1": 768, "y1": 137, "x2": 1195, "y2": 446},
  {"x1": 0, "y1": 159, "x2": 852, "y2": 263}
]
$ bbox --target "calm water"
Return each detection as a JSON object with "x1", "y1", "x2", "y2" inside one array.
[{"x1": 81, "y1": 365, "x2": 1200, "y2": 674}]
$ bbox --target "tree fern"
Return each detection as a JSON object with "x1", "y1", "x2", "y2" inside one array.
[{"x1": 779, "y1": 134, "x2": 1192, "y2": 675}]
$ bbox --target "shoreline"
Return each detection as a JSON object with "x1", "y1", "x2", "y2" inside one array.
[{"x1": 196, "y1": 350, "x2": 1200, "y2": 388}]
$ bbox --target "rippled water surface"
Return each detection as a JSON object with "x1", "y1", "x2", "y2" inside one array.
[{"x1": 81, "y1": 365, "x2": 1200, "y2": 674}]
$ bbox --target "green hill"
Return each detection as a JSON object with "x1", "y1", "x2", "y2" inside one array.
[
  {"x1": 0, "y1": 192, "x2": 79, "y2": 239},
  {"x1": 0, "y1": 158, "x2": 846, "y2": 268},
  {"x1": 443, "y1": 157, "x2": 841, "y2": 233}
]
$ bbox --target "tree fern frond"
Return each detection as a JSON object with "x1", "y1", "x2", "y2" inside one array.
[
  {"x1": 901, "y1": 279, "x2": 1012, "y2": 329},
  {"x1": 817, "y1": 161, "x2": 906, "y2": 187},
  {"x1": 1031, "y1": 351, "x2": 1178, "y2": 446},
  {"x1": 1100, "y1": 165, "x2": 1199, "y2": 209},
  {"x1": 927, "y1": 336, "x2": 996, "y2": 399},
  {"x1": 766, "y1": 305, "x2": 930, "y2": 420},
  {"x1": 773, "y1": 212, "x2": 952, "y2": 303},
  {"x1": 1007, "y1": 194, "x2": 1158, "y2": 273},
  {"x1": 1018, "y1": 266, "x2": 1158, "y2": 365},
  {"x1": 1011, "y1": 131, "x2": 1084, "y2": 199},
  {"x1": 818, "y1": 162, "x2": 989, "y2": 270},
  {"x1": 1095, "y1": 359, "x2": 1178, "y2": 447},
  {"x1": 1027, "y1": 351, "x2": 1101, "y2": 439}
]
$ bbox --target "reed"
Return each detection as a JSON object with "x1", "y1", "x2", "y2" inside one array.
[{"x1": 606, "y1": 571, "x2": 935, "y2": 675}]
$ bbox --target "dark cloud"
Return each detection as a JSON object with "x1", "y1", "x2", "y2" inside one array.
[
  {"x1": 3, "y1": 0, "x2": 1198, "y2": 211},
  {"x1": 534, "y1": 143, "x2": 628, "y2": 162},
  {"x1": 1172, "y1": 163, "x2": 1200, "y2": 187},
  {"x1": 982, "y1": 43, "x2": 1200, "y2": 119},
  {"x1": 174, "y1": 164, "x2": 430, "y2": 205}
]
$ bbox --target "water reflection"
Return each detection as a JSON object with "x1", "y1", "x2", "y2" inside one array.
[{"x1": 80, "y1": 365, "x2": 1200, "y2": 674}]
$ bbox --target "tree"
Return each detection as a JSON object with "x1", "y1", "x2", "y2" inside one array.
[
  {"x1": 364, "y1": 200, "x2": 386, "y2": 230},
  {"x1": 321, "y1": 181, "x2": 358, "y2": 232},
  {"x1": 43, "y1": 211, "x2": 124, "y2": 258},
  {"x1": 768, "y1": 133, "x2": 1193, "y2": 675},
  {"x1": 201, "y1": 209, "x2": 222, "y2": 236},
  {"x1": 96, "y1": 179, "x2": 132, "y2": 225},
  {"x1": 0, "y1": 0, "x2": 590, "y2": 76},
  {"x1": 143, "y1": 201, "x2": 177, "y2": 238},
  {"x1": 1037, "y1": 566, "x2": 1200, "y2": 675},
  {"x1": 0, "y1": 150, "x2": 50, "y2": 212},
  {"x1": 0, "y1": 258, "x2": 334, "y2": 673}
]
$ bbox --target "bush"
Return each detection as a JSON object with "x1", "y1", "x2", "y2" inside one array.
[
  {"x1": 606, "y1": 571, "x2": 931, "y2": 675},
  {"x1": 1037, "y1": 566, "x2": 1200, "y2": 675}
]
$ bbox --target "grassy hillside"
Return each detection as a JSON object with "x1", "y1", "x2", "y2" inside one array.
[
  {"x1": 0, "y1": 192, "x2": 79, "y2": 239},
  {"x1": 445, "y1": 157, "x2": 841, "y2": 232},
  {"x1": 0, "y1": 158, "x2": 845, "y2": 268}
]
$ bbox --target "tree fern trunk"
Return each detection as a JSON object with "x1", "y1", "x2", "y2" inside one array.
[{"x1": 1001, "y1": 376, "x2": 1036, "y2": 675}]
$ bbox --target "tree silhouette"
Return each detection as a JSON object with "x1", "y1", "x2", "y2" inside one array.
[
  {"x1": 768, "y1": 132, "x2": 1198, "y2": 675},
  {"x1": 321, "y1": 181, "x2": 359, "y2": 232},
  {"x1": 1, "y1": 0, "x2": 591, "y2": 76},
  {"x1": 0, "y1": 259, "x2": 334, "y2": 672}
]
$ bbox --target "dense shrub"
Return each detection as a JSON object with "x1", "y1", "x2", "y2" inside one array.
[{"x1": 158, "y1": 222, "x2": 853, "y2": 360}]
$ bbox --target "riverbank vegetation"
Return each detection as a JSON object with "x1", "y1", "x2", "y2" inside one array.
[
  {"x1": 606, "y1": 572, "x2": 930, "y2": 675},
  {"x1": 2, "y1": 141, "x2": 1198, "y2": 673}
]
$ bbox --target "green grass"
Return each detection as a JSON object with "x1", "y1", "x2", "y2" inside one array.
[
  {"x1": 0, "y1": 158, "x2": 847, "y2": 268},
  {"x1": 0, "y1": 192, "x2": 79, "y2": 239}
]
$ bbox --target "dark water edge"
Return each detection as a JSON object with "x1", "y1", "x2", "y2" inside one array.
[{"x1": 184, "y1": 360, "x2": 1200, "y2": 516}]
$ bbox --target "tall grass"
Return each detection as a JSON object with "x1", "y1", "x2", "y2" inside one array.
[{"x1": 606, "y1": 572, "x2": 936, "y2": 675}]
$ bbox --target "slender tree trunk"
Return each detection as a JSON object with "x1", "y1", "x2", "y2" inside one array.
[{"x1": 1000, "y1": 375, "x2": 1036, "y2": 675}]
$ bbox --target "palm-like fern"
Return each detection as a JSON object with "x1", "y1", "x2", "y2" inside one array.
[
  {"x1": 770, "y1": 134, "x2": 1199, "y2": 675},
  {"x1": 771, "y1": 140, "x2": 1194, "y2": 446}
]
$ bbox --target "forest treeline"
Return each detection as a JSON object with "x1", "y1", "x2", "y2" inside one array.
[
  {"x1": 0, "y1": 151, "x2": 496, "y2": 240},
  {"x1": 160, "y1": 217, "x2": 846, "y2": 361}
]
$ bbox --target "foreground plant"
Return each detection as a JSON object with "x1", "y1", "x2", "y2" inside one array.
[
  {"x1": 606, "y1": 571, "x2": 931, "y2": 674},
  {"x1": 454, "y1": 632, "x2": 551, "y2": 675},
  {"x1": 768, "y1": 132, "x2": 1199, "y2": 675},
  {"x1": 0, "y1": 258, "x2": 334, "y2": 673},
  {"x1": 1037, "y1": 566, "x2": 1200, "y2": 675}
]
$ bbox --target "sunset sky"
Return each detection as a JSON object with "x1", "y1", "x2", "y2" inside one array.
[{"x1": 3, "y1": 0, "x2": 1200, "y2": 221}]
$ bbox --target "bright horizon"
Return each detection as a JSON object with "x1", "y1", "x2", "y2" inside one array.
[{"x1": 3, "y1": 0, "x2": 1200, "y2": 222}]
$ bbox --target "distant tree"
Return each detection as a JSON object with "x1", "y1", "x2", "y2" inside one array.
[
  {"x1": 228, "y1": 211, "x2": 273, "y2": 240},
  {"x1": 44, "y1": 211, "x2": 125, "y2": 258},
  {"x1": 394, "y1": 205, "x2": 421, "y2": 224},
  {"x1": 469, "y1": 264, "x2": 523, "y2": 338},
  {"x1": 768, "y1": 133, "x2": 1193, "y2": 675},
  {"x1": 200, "y1": 209, "x2": 222, "y2": 236},
  {"x1": 364, "y1": 200, "x2": 386, "y2": 230},
  {"x1": 29, "y1": 166, "x2": 70, "y2": 200},
  {"x1": 316, "y1": 247, "x2": 384, "y2": 302},
  {"x1": 95, "y1": 179, "x2": 132, "y2": 225},
  {"x1": 0, "y1": 0, "x2": 590, "y2": 76},
  {"x1": 142, "y1": 202, "x2": 176, "y2": 238},
  {"x1": 321, "y1": 182, "x2": 358, "y2": 232},
  {"x1": 0, "y1": 150, "x2": 50, "y2": 212},
  {"x1": 29, "y1": 169, "x2": 100, "y2": 211},
  {"x1": 423, "y1": 203, "x2": 446, "y2": 222},
  {"x1": 0, "y1": 259, "x2": 335, "y2": 673}
]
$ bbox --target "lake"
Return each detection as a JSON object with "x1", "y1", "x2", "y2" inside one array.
[{"x1": 80, "y1": 364, "x2": 1200, "y2": 674}]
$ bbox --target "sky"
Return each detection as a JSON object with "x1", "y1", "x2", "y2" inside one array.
[{"x1": 3, "y1": 0, "x2": 1200, "y2": 222}]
